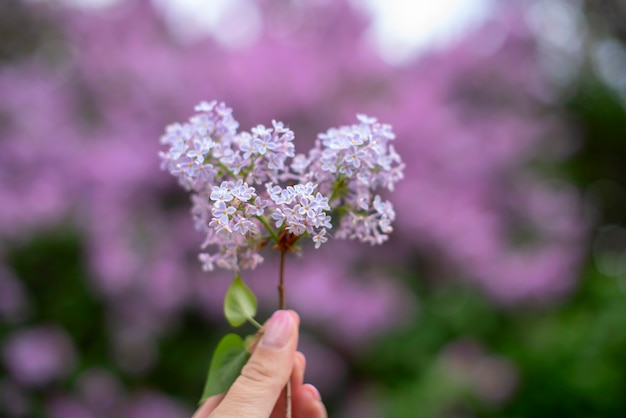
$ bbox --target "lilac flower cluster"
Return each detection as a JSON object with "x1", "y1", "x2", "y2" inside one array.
[
  {"x1": 295, "y1": 115, "x2": 405, "y2": 245},
  {"x1": 160, "y1": 102, "x2": 403, "y2": 271},
  {"x1": 267, "y1": 182, "x2": 332, "y2": 247}
]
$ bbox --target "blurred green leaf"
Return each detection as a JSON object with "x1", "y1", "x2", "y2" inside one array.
[
  {"x1": 200, "y1": 333, "x2": 250, "y2": 403},
  {"x1": 224, "y1": 275, "x2": 257, "y2": 327}
]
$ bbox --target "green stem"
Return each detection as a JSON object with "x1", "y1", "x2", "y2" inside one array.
[
  {"x1": 241, "y1": 159, "x2": 256, "y2": 178},
  {"x1": 204, "y1": 155, "x2": 237, "y2": 179},
  {"x1": 278, "y1": 249, "x2": 286, "y2": 309},
  {"x1": 277, "y1": 249, "x2": 290, "y2": 418},
  {"x1": 256, "y1": 215, "x2": 279, "y2": 243},
  {"x1": 217, "y1": 161, "x2": 237, "y2": 179},
  {"x1": 247, "y1": 316, "x2": 263, "y2": 329}
]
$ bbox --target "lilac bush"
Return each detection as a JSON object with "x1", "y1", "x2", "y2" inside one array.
[{"x1": 0, "y1": 0, "x2": 588, "y2": 416}]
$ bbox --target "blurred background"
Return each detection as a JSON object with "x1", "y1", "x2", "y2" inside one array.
[{"x1": 1, "y1": 0, "x2": 626, "y2": 416}]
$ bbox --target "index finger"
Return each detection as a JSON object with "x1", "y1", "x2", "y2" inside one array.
[{"x1": 192, "y1": 393, "x2": 225, "y2": 418}]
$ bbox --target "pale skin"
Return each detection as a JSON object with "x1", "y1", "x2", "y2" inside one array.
[{"x1": 193, "y1": 310, "x2": 327, "y2": 418}]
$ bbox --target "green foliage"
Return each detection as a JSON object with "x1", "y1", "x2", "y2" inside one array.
[
  {"x1": 224, "y1": 275, "x2": 259, "y2": 328},
  {"x1": 358, "y1": 261, "x2": 626, "y2": 418},
  {"x1": 199, "y1": 274, "x2": 261, "y2": 404},
  {"x1": 562, "y1": 78, "x2": 626, "y2": 203},
  {"x1": 4, "y1": 228, "x2": 108, "y2": 366},
  {"x1": 200, "y1": 333, "x2": 250, "y2": 403},
  {"x1": 153, "y1": 312, "x2": 225, "y2": 400}
]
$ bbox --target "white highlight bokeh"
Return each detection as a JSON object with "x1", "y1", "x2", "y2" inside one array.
[
  {"x1": 351, "y1": 0, "x2": 495, "y2": 64},
  {"x1": 152, "y1": 0, "x2": 262, "y2": 46},
  {"x1": 38, "y1": 0, "x2": 497, "y2": 62}
]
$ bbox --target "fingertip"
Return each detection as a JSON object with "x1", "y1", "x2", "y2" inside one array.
[
  {"x1": 295, "y1": 351, "x2": 306, "y2": 372},
  {"x1": 192, "y1": 393, "x2": 224, "y2": 418},
  {"x1": 292, "y1": 383, "x2": 327, "y2": 418},
  {"x1": 260, "y1": 310, "x2": 296, "y2": 349},
  {"x1": 285, "y1": 309, "x2": 300, "y2": 326},
  {"x1": 302, "y1": 383, "x2": 321, "y2": 401},
  {"x1": 292, "y1": 351, "x2": 306, "y2": 386}
]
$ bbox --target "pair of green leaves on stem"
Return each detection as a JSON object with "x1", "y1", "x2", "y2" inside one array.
[{"x1": 199, "y1": 275, "x2": 262, "y2": 404}]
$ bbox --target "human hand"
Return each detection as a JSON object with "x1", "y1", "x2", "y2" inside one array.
[{"x1": 192, "y1": 310, "x2": 327, "y2": 418}]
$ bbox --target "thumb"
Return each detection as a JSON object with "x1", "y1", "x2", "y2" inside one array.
[{"x1": 209, "y1": 310, "x2": 299, "y2": 418}]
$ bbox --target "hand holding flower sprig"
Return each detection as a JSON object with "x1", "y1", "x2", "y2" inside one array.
[{"x1": 159, "y1": 101, "x2": 404, "y2": 416}]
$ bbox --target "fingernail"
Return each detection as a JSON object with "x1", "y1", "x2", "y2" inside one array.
[
  {"x1": 260, "y1": 310, "x2": 293, "y2": 349},
  {"x1": 304, "y1": 384, "x2": 321, "y2": 401}
]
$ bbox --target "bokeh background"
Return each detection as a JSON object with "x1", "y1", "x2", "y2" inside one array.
[{"x1": 1, "y1": 0, "x2": 626, "y2": 416}]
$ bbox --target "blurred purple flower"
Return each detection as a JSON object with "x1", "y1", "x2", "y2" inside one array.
[
  {"x1": 122, "y1": 390, "x2": 190, "y2": 418},
  {"x1": 298, "y1": 334, "x2": 348, "y2": 396},
  {"x1": 287, "y1": 251, "x2": 415, "y2": 345},
  {"x1": 441, "y1": 339, "x2": 518, "y2": 405},
  {"x1": 76, "y1": 368, "x2": 124, "y2": 416},
  {"x1": 2, "y1": 326, "x2": 76, "y2": 387},
  {"x1": 46, "y1": 396, "x2": 95, "y2": 418}
]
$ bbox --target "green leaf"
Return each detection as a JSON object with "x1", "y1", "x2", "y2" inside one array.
[
  {"x1": 224, "y1": 275, "x2": 257, "y2": 327},
  {"x1": 200, "y1": 333, "x2": 250, "y2": 403}
]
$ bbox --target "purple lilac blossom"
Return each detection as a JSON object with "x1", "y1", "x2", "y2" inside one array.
[
  {"x1": 294, "y1": 115, "x2": 404, "y2": 246},
  {"x1": 121, "y1": 391, "x2": 190, "y2": 418},
  {"x1": 385, "y1": 11, "x2": 587, "y2": 301},
  {"x1": 159, "y1": 101, "x2": 403, "y2": 272},
  {"x1": 46, "y1": 396, "x2": 95, "y2": 418},
  {"x1": 2, "y1": 326, "x2": 76, "y2": 387},
  {"x1": 285, "y1": 250, "x2": 415, "y2": 345},
  {"x1": 440, "y1": 339, "x2": 519, "y2": 405},
  {"x1": 75, "y1": 368, "x2": 125, "y2": 416}
]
